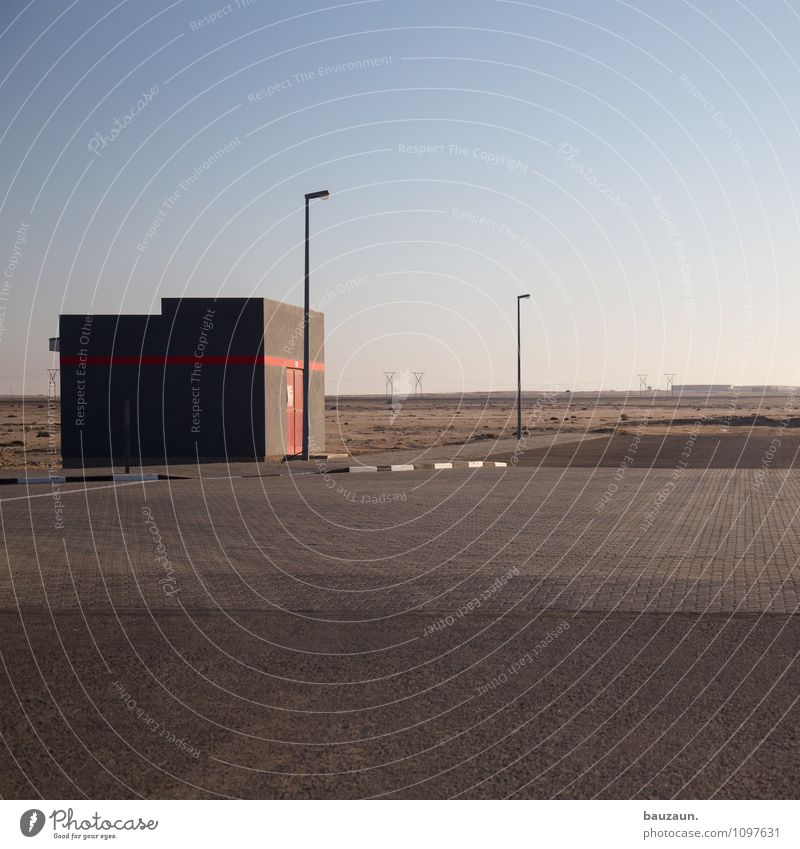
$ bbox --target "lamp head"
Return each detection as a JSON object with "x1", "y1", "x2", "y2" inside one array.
[
  {"x1": 305, "y1": 189, "x2": 331, "y2": 200},
  {"x1": 518, "y1": 293, "x2": 530, "y2": 300}
]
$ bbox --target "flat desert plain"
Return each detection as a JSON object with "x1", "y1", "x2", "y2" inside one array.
[{"x1": 2, "y1": 390, "x2": 800, "y2": 468}]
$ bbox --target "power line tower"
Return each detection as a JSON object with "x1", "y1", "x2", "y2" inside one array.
[
  {"x1": 47, "y1": 368, "x2": 59, "y2": 397},
  {"x1": 638, "y1": 374, "x2": 648, "y2": 396},
  {"x1": 383, "y1": 371, "x2": 396, "y2": 399},
  {"x1": 664, "y1": 373, "x2": 675, "y2": 392},
  {"x1": 413, "y1": 372, "x2": 424, "y2": 396}
]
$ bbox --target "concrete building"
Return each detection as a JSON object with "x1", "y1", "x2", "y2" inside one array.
[
  {"x1": 57, "y1": 297, "x2": 324, "y2": 467},
  {"x1": 671, "y1": 384, "x2": 797, "y2": 395},
  {"x1": 671, "y1": 384, "x2": 731, "y2": 393}
]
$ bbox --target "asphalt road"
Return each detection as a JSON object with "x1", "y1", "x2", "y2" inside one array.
[{"x1": 494, "y1": 433, "x2": 800, "y2": 469}]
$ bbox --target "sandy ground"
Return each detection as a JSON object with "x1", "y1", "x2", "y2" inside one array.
[
  {"x1": 0, "y1": 396, "x2": 59, "y2": 470},
  {"x1": 2, "y1": 390, "x2": 799, "y2": 469}
]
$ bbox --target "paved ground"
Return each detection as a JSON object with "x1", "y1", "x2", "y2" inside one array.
[
  {"x1": 494, "y1": 432, "x2": 800, "y2": 469},
  {"x1": 1, "y1": 436, "x2": 798, "y2": 798},
  {"x1": 1, "y1": 611, "x2": 797, "y2": 799}
]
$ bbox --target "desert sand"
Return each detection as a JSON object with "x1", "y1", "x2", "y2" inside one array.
[{"x1": 1, "y1": 390, "x2": 798, "y2": 469}]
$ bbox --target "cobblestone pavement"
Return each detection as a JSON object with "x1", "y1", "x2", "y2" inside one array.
[
  {"x1": 1, "y1": 466, "x2": 798, "y2": 798},
  {"x1": 1, "y1": 467, "x2": 799, "y2": 615}
]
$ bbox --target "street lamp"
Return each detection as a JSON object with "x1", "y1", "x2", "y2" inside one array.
[
  {"x1": 517, "y1": 294, "x2": 530, "y2": 439},
  {"x1": 302, "y1": 189, "x2": 331, "y2": 460}
]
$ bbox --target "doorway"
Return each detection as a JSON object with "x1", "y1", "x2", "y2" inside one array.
[{"x1": 286, "y1": 367, "x2": 304, "y2": 455}]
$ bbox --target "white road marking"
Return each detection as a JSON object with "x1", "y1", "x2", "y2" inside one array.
[{"x1": 0, "y1": 479, "x2": 161, "y2": 503}]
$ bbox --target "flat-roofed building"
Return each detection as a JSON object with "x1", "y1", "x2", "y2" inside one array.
[{"x1": 56, "y1": 297, "x2": 324, "y2": 467}]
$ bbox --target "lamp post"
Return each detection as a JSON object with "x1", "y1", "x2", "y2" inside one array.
[
  {"x1": 517, "y1": 293, "x2": 530, "y2": 439},
  {"x1": 302, "y1": 189, "x2": 330, "y2": 460}
]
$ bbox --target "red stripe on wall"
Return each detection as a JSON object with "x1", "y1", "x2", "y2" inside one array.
[
  {"x1": 264, "y1": 355, "x2": 324, "y2": 371},
  {"x1": 59, "y1": 354, "x2": 324, "y2": 371}
]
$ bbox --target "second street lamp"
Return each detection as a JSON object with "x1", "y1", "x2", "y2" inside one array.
[
  {"x1": 517, "y1": 293, "x2": 530, "y2": 439},
  {"x1": 302, "y1": 189, "x2": 331, "y2": 460}
]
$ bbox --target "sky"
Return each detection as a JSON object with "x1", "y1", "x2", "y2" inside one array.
[{"x1": 2, "y1": 0, "x2": 800, "y2": 395}]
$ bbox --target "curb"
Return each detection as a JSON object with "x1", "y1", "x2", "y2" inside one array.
[
  {"x1": 0, "y1": 462, "x2": 507, "y2": 486},
  {"x1": 332, "y1": 460, "x2": 508, "y2": 475},
  {"x1": 0, "y1": 473, "x2": 167, "y2": 486}
]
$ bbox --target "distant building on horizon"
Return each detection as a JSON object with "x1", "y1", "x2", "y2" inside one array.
[
  {"x1": 670, "y1": 384, "x2": 731, "y2": 393},
  {"x1": 672, "y1": 384, "x2": 796, "y2": 394},
  {"x1": 55, "y1": 297, "x2": 324, "y2": 467}
]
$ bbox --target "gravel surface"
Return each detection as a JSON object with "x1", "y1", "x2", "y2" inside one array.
[{"x1": 1, "y1": 611, "x2": 798, "y2": 799}]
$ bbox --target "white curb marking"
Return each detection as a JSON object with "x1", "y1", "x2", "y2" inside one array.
[{"x1": 20, "y1": 476, "x2": 66, "y2": 484}]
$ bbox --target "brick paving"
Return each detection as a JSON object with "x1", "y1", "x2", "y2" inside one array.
[{"x1": 1, "y1": 467, "x2": 799, "y2": 615}]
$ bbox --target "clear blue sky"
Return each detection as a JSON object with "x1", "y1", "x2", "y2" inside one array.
[{"x1": 2, "y1": 0, "x2": 800, "y2": 394}]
